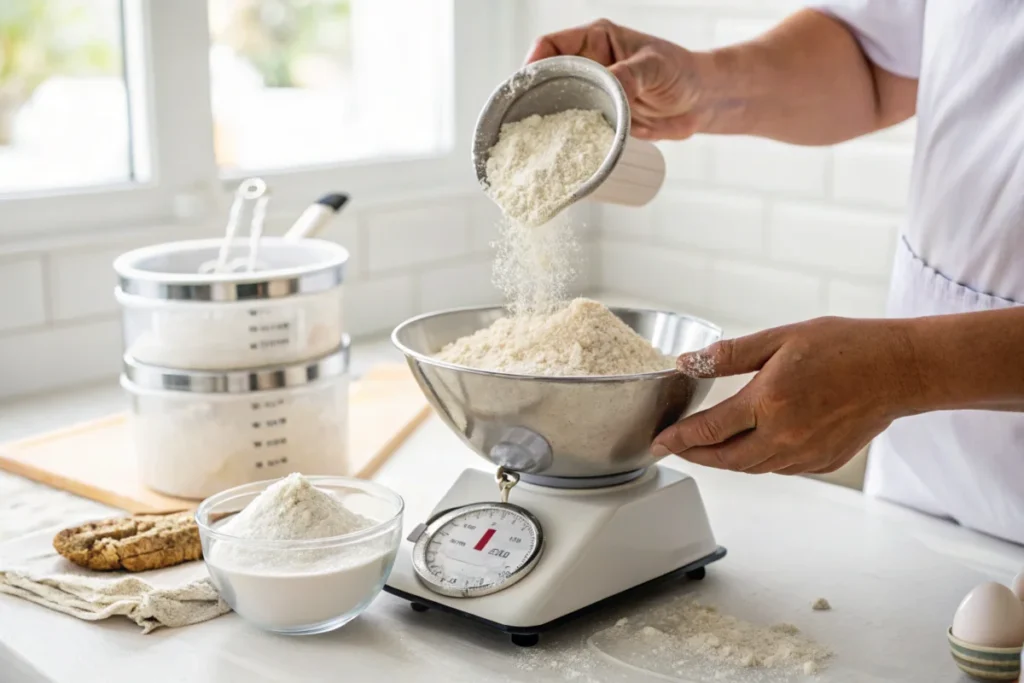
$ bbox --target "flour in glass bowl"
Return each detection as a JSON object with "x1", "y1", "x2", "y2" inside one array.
[
  {"x1": 220, "y1": 473, "x2": 373, "y2": 543},
  {"x1": 205, "y1": 474, "x2": 399, "y2": 632}
]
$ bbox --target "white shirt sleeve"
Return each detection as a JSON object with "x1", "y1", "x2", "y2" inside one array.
[{"x1": 810, "y1": 0, "x2": 926, "y2": 78}]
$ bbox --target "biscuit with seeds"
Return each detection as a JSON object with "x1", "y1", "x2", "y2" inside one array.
[{"x1": 53, "y1": 512, "x2": 201, "y2": 572}]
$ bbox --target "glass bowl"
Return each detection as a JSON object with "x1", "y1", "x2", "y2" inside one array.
[{"x1": 195, "y1": 476, "x2": 404, "y2": 635}]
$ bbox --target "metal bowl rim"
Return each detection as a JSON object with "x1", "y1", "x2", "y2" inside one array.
[{"x1": 390, "y1": 304, "x2": 723, "y2": 384}]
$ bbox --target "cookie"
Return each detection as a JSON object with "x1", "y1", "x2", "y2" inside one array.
[{"x1": 53, "y1": 512, "x2": 202, "y2": 572}]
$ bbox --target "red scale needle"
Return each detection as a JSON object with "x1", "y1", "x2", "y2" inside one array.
[{"x1": 473, "y1": 528, "x2": 496, "y2": 551}]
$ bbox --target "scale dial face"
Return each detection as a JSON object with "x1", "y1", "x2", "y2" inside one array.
[{"x1": 411, "y1": 502, "x2": 543, "y2": 598}]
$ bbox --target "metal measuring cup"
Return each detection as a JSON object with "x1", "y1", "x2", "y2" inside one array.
[{"x1": 472, "y1": 56, "x2": 666, "y2": 220}]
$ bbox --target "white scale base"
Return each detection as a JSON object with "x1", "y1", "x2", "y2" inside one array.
[{"x1": 384, "y1": 466, "x2": 725, "y2": 644}]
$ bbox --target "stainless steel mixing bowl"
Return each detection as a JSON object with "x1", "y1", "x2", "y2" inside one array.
[{"x1": 392, "y1": 306, "x2": 722, "y2": 488}]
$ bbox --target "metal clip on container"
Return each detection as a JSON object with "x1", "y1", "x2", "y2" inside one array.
[{"x1": 472, "y1": 55, "x2": 666, "y2": 217}]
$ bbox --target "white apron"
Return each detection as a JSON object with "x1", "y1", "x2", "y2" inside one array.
[
  {"x1": 865, "y1": 238, "x2": 1024, "y2": 544},
  {"x1": 812, "y1": 0, "x2": 1024, "y2": 545}
]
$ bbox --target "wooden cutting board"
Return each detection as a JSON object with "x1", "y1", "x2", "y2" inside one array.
[{"x1": 0, "y1": 364, "x2": 432, "y2": 514}]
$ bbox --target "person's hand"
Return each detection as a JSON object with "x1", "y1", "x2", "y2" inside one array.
[
  {"x1": 526, "y1": 19, "x2": 707, "y2": 140},
  {"x1": 652, "y1": 317, "x2": 923, "y2": 474}
]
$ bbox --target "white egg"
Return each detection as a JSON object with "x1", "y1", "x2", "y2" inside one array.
[
  {"x1": 952, "y1": 582, "x2": 1024, "y2": 648},
  {"x1": 1011, "y1": 571, "x2": 1024, "y2": 602}
]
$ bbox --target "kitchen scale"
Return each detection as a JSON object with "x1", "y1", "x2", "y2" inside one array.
[
  {"x1": 384, "y1": 465, "x2": 725, "y2": 646},
  {"x1": 386, "y1": 305, "x2": 727, "y2": 646}
]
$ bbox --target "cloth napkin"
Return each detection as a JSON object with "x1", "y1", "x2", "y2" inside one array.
[{"x1": 0, "y1": 523, "x2": 230, "y2": 633}]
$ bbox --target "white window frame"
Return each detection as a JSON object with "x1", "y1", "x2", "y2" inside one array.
[{"x1": 0, "y1": 0, "x2": 518, "y2": 241}]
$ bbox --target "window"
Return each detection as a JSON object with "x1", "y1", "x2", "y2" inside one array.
[
  {"x1": 0, "y1": 0, "x2": 512, "y2": 238},
  {"x1": 209, "y1": 0, "x2": 452, "y2": 173},
  {"x1": 0, "y1": 0, "x2": 131, "y2": 193}
]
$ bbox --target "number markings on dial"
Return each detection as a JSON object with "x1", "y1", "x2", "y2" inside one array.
[{"x1": 415, "y1": 505, "x2": 541, "y2": 595}]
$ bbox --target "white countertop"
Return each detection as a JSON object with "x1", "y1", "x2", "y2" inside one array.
[{"x1": 2, "y1": 413, "x2": 1023, "y2": 682}]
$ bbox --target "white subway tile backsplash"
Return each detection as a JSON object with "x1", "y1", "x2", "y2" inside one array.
[
  {"x1": 0, "y1": 318, "x2": 121, "y2": 400},
  {"x1": 605, "y1": 9, "x2": 713, "y2": 50},
  {"x1": 0, "y1": 259, "x2": 46, "y2": 332},
  {"x1": 417, "y1": 260, "x2": 502, "y2": 312},
  {"x1": 708, "y1": 260, "x2": 823, "y2": 326},
  {"x1": 768, "y1": 203, "x2": 899, "y2": 277},
  {"x1": 365, "y1": 202, "x2": 472, "y2": 273},
  {"x1": 711, "y1": 137, "x2": 829, "y2": 197},
  {"x1": 470, "y1": 196, "x2": 504, "y2": 253},
  {"x1": 600, "y1": 241, "x2": 710, "y2": 309},
  {"x1": 594, "y1": 0, "x2": 799, "y2": 14},
  {"x1": 600, "y1": 202, "x2": 655, "y2": 238},
  {"x1": 713, "y1": 18, "x2": 776, "y2": 47},
  {"x1": 48, "y1": 248, "x2": 122, "y2": 322},
  {"x1": 565, "y1": 203, "x2": 598, "y2": 238},
  {"x1": 832, "y1": 142, "x2": 913, "y2": 208},
  {"x1": 344, "y1": 275, "x2": 416, "y2": 338},
  {"x1": 320, "y1": 212, "x2": 362, "y2": 281},
  {"x1": 654, "y1": 189, "x2": 763, "y2": 254},
  {"x1": 659, "y1": 136, "x2": 712, "y2": 182},
  {"x1": 827, "y1": 280, "x2": 890, "y2": 318},
  {"x1": 575, "y1": 240, "x2": 601, "y2": 293}
]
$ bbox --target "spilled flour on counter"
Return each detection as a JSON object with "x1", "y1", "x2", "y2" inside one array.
[
  {"x1": 435, "y1": 298, "x2": 673, "y2": 376},
  {"x1": 516, "y1": 597, "x2": 832, "y2": 682}
]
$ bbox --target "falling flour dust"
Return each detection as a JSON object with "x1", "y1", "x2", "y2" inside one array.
[
  {"x1": 439, "y1": 108, "x2": 672, "y2": 374},
  {"x1": 485, "y1": 108, "x2": 613, "y2": 315}
]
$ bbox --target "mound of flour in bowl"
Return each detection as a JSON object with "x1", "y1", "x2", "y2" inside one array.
[
  {"x1": 435, "y1": 298, "x2": 673, "y2": 376},
  {"x1": 485, "y1": 109, "x2": 614, "y2": 227},
  {"x1": 221, "y1": 473, "x2": 373, "y2": 542}
]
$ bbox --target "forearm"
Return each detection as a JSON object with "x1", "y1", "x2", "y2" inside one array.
[
  {"x1": 896, "y1": 308, "x2": 1024, "y2": 414},
  {"x1": 690, "y1": 9, "x2": 917, "y2": 145}
]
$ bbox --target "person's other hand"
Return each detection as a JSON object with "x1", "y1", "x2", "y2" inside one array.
[
  {"x1": 652, "y1": 317, "x2": 922, "y2": 474},
  {"x1": 525, "y1": 19, "x2": 706, "y2": 140}
]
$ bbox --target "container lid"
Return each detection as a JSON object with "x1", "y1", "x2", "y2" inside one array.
[
  {"x1": 114, "y1": 237, "x2": 348, "y2": 302},
  {"x1": 123, "y1": 337, "x2": 350, "y2": 394}
]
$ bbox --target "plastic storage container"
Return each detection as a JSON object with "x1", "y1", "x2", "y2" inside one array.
[
  {"x1": 114, "y1": 237, "x2": 347, "y2": 370},
  {"x1": 122, "y1": 340, "x2": 350, "y2": 499}
]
